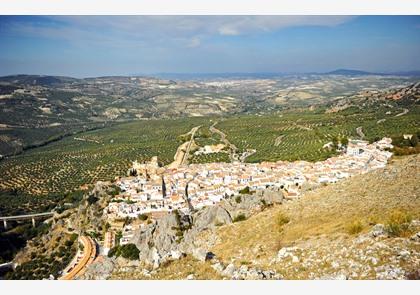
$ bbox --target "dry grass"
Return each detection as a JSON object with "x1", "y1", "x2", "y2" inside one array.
[
  {"x1": 385, "y1": 209, "x2": 413, "y2": 237},
  {"x1": 112, "y1": 155, "x2": 420, "y2": 279},
  {"x1": 111, "y1": 255, "x2": 223, "y2": 280},
  {"x1": 346, "y1": 220, "x2": 364, "y2": 235},
  {"x1": 211, "y1": 154, "x2": 420, "y2": 265}
]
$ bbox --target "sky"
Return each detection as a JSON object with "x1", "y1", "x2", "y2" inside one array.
[{"x1": 0, "y1": 15, "x2": 419, "y2": 77}]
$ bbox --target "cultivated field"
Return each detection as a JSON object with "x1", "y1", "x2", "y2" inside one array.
[
  {"x1": 0, "y1": 105, "x2": 418, "y2": 196},
  {"x1": 0, "y1": 118, "x2": 207, "y2": 195},
  {"x1": 217, "y1": 106, "x2": 420, "y2": 162}
]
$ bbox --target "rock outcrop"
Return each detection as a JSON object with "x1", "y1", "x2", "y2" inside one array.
[{"x1": 130, "y1": 187, "x2": 284, "y2": 268}]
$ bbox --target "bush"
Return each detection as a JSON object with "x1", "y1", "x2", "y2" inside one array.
[
  {"x1": 410, "y1": 134, "x2": 419, "y2": 147},
  {"x1": 235, "y1": 196, "x2": 242, "y2": 203},
  {"x1": 233, "y1": 214, "x2": 247, "y2": 223},
  {"x1": 386, "y1": 210, "x2": 412, "y2": 237},
  {"x1": 138, "y1": 214, "x2": 148, "y2": 221},
  {"x1": 276, "y1": 212, "x2": 290, "y2": 232},
  {"x1": 260, "y1": 199, "x2": 273, "y2": 211},
  {"x1": 239, "y1": 186, "x2": 250, "y2": 195},
  {"x1": 346, "y1": 220, "x2": 364, "y2": 235},
  {"x1": 87, "y1": 194, "x2": 99, "y2": 205},
  {"x1": 108, "y1": 244, "x2": 140, "y2": 260},
  {"x1": 120, "y1": 244, "x2": 140, "y2": 260},
  {"x1": 107, "y1": 246, "x2": 118, "y2": 258}
]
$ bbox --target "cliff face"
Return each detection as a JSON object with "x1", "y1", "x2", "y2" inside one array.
[
  {"x1": 81, "y1": 187, "x2": 283, "y2": 279},
  {"x1": 130, "y1": 187, "x2": 284, "y2": 269}
]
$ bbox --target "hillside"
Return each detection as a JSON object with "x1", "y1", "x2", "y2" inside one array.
[
  {"x1": 1, "y1": 74, "x2": 416, "y2": 156},
  {"x1": 111, "y1": 154, "x2": 419, "y2": 279},
  {"x1": 327, "y1": 82, "x2": 420, "y2": 113}
]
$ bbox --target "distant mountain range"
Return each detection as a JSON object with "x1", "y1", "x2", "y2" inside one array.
[
  {"x1": 146, "y1": 69, "x2": 420, "y2": 80},
  {"x1": 2, "y1": 69, "x2": 420, "y2": 82},
  {"x1": 324, "y1": 69, "x2": 420, "y2": 77}
]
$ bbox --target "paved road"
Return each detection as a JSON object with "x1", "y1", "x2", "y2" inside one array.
[{"x1": 59, "y1": 236, "x2": 97, "y2": 280}]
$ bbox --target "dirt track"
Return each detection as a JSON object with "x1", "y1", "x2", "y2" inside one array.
[{"x1": 167, "y1": 126, "x2": 201, "y2": 169}]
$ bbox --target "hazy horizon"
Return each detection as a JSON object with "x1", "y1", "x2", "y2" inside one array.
[{"x1": 1, "y1": 15, "x2": 420, "y2": 77}]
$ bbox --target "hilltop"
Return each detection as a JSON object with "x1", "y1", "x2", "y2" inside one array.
[
  {"x1": 108, "y1": 154, "x2": 419, "y2": 279},
  {"x1": 326, "y1": 82, "x2": 420, "y2": 113}
]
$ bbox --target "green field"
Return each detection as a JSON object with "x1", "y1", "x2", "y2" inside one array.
[
  {"x1": 0, "y1": 105, "x2": 419, "y2": 197},
  {"x1": 217, "y1": 106, "x2": 420, "y2": 162},
  {"x1": 0, "y1": 118, "x2": 207, "y2": 196}
]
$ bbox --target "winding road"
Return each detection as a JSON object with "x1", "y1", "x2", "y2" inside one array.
[
  {"x1": 395, "y1": 108, "x2": 409, "y2": 117},
  {"x1": 210, "y1": 122, "x2": 239, "y2": 162},
  {"x1": 356, "y1": 126, "x2": 365, "y2": 139},
  {"x1": 59, "y1": 236, "x2": 97, "y2": 280},
  {"x1": 210, "y1": 122, "x2": 256, "y2": 163}
]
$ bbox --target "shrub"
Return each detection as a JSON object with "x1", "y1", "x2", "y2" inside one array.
[
  {"x1": 260, "y1": 199, "x2": 273, "y2": 211},
  {"x1": 107, "y1": 246, "x2": 118, "y2": 258},
  {"x1": 235, "y1": 196, "x2": 242, "y2": 203},
  {"x1": 138, "y1": 214, "x2": 148, "y2": 221},
  {"x1": 87, "y1": 194, "x2": 99, "y2": 205},
  {"x1": 215, "y1": 221, "x2": 224, "y2": 227},
  {"x1": 276, "y1": 212, "x2": 290, "y2": 233},
  {"x1": 346, "y1": 220, "x2": 364, "y2": 235},
  {"x1": 233, "y1": 214, "x2": 247, "y2": 223},
  {"x1": 64, "y1": 239, "x2": 74, "y2": 247},
  {"x1": 108, "y1": 244, "x2": 140, "y2": 260},
  {"x1": 239, "y1": 186, "x2": 250, "y2": 195},
  {"x1": 386, "y1": 210, "x2": 412, "y2": 237},
  {"x1": 277, "y1": 212, "x2": 290, "y2": 228},
  {"x1": 69, "y1": 233, "x2": 78, "y2": 242}
]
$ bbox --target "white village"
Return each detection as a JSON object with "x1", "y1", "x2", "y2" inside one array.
[{"x1": 103, "y1": 137, "x2": 394, "y2": 248}]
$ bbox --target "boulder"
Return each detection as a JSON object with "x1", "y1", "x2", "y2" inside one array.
[
  {"x1": 319, "y1": 273, "x2": 348, "y2": 280},
  {"x1": 211, "y1": 262, "x2": 225, "y2": 273},
  {"x1": 369, "y1": 224, "x2": 387, "y2": 238},
  {"x1": 170, "y1": 250, "x2": 183, "y2": 260},
  {"x1": 81, "y1": 256, "x2": 115, "y2": 280},
  {"x1": 222, "y1": 263, "x2": 236, "y2": 277},
  {"x1": 192, "y1": 206, "x2": 232, "y2": 230},
  {"x1": 129, "y1": 187, "x2": 283, "y2": 269},
  {"x1": 410, "y1": 232, "x2": 420, "y2": 242},
  {"x1": 192, "y1": 248, "x2": 209, "y2": 262}
]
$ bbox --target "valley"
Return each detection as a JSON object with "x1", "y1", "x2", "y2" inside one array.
[{"x1": 0, "y1": 73, "x2": 419, "y2": 280}]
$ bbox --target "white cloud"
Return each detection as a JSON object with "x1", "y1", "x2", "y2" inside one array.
[
  {"x1": 218, "y1": 26, "x2": 240, "y2": 36},
  {"x1": 187, "y1": 37, "x2": 201, "y2": 48},
  {"x1": 1, "y1": 16, "x2": 356, "y2": 49}
]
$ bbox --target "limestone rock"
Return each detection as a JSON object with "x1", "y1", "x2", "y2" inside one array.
[
  {"x1": 369, "y1": 224, "x2": 387, "y2": 238},
  {"x1": 81, "y1": 256, "x2": 115, "y2": 280},
  {"x1": 222, "y1": 264, "x2": 236, "y2": 277},
  {"x1": 192, "y1": 248, "x2": 209, "y2": 262},
  {"x1": 410, "y1": 232, "x2": 420, "y2": 242}
]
